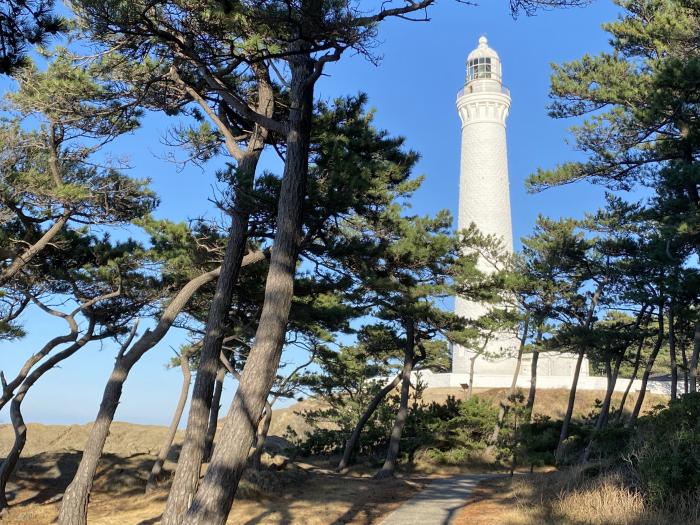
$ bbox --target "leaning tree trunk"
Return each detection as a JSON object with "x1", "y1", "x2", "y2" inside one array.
[
  {"x1": 0, "y1": 389, "x2": 27, "y2": 511},
  {"x1": 598, "y1": 356, "x2": 622, "y2": 429},
  {"x1": 489, "y1": 315, "x2": 529, "y2": 446},
  {"x1": 629, "y1": 311, "x2": 665, "y2": 426},
  {"x1": 203, "y1": 366, "x2": 226, "y2": 463},
  {"x1": 163, "y1": 204, "x2": 251, "y2": 523},
  {"x1": 467, "y1": 353, "x2": 478, "y2": 400},
  {"x1": 161, "y1": 73, "x2": 274, "y2": 525},
  {"x1": 146, "y1": 350, "x2": 192, "y2": 493},
  {"x1": 0, "y1": 327, "x2": 98, "y2": 510},
  {"x1": 690, "y1": 320, "x2": 700, "y2": 394},
  {"x1": 375, "y1": 322, "x2": 415, "y2": 480},
  {"x1": 252, "y1": 401, "x2": 273, "y2": 471},
  {"x1": 526, "y1": 328, "x2": 543, "y2": 421},
  {"x1": 581, "y1": 351, "x2": 624, "y2": 463},
  {"x1": 175, "y1": 52, "x2": 314, "y2": 525},
  {"x1": 0, "y1": 210, "x2": 71, "y2": 287},
  {"x1": 57, "y1": 267, "x2": 223, "y2": 525},
  {"x1": 668, "y1": 301, "x2": 678, "y2": 400},
  {"x1": 337, "y1": 373, "x2": 403, "y2": 472},
  {"x1": 682, "y1": 344, "x2": 689, "y2": 395},
  {"x1": 555, "y1": 281, "x2": 605, "y2": 463},
  {"x1": 0, "y1": 329, "x2": 79, "y2": 411},
  {"x1": 593, "y1": 306, "x2": 646, "y2": 431},
  {"x1": 616, "y1": 336, "x2": 645, "y2": 422},
  {"x1": 554, "y1": 347, "x2": 586, "y2": 463}
]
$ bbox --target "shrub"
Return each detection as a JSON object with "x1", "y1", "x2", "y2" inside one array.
[
  {"x1": 294, "y1": 392, "x2": 499, "y2": 465},
  {"x1": 631, "y1": 393, "x2": 700, "y2": 503}
]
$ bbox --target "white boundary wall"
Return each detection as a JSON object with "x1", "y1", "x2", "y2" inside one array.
[{"x1": 415, "y1": 370, "x2": 672, "y2": 395}]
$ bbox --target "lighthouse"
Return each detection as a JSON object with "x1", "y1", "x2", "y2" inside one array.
[
  {"x1": 452, "y1": 36, "x2": 517, "y2": 374},
  {"x1": 420, "y1": 36, "x2": 647, "y2": 393}
]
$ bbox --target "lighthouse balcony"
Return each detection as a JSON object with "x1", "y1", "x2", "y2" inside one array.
[{"x1": 457, "y1": 84, "x2": 510, "y2": 98}]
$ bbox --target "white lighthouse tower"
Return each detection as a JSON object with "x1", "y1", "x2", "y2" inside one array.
[
  {"x1": 452, "y1": 36, "x2": 517, "y2": 374},
  {"x1": 417, "y1": 36, "x2": 655, "y2": 394}
]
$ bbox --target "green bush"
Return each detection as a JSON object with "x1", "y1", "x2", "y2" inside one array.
[
  {"x1": 399, "y1": 395, "x2": 498, "y2": 464},
  {"x1": 425, "y1": 446, "x2": 474, "y2": 465},
  {"x1": 632, "y1": 393, "x2": 700, "y2": 503},
  {"x1": 295, "y1": 393, "x2": 499, "y2": 465}
]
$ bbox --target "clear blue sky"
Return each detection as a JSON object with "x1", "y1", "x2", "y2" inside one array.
[{"x1": 1, "y1": 0, "x2": 620, "y2": 426}]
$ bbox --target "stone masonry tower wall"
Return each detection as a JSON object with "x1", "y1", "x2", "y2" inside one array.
[{"x1": 453, "y1": 36, "x2": 516, "y2": 374}]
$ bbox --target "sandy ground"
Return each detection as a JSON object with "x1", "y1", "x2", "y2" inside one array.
[
  {"x1": 452, "y1": 475, "x2": 519, "y2": 525},
  {"x1": 0, "y1": 452, "x2": 428, "y2": 525},
  {"x1": 0, "y1": 388, "x2": 667, "y2": 524}
]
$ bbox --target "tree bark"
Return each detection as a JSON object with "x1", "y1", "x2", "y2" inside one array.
[
  {"x1": 0, "y1": 210, "x2": 71, "y2": 286},
  {"x1": 337, "y1": 372, "x2": 403, "y2": 472},
  {"x1": 161, "y1": 70, "x2": 274, "y2": 525},
  {"x1": 57, "y1": 266, "x2": 225, "y2": 525},
  {"x1": 668, "y1": 301, "x2": 678, "y2": 399},
  {"x1": 489, "y1": 314, "x2": 529, "y2": 445},
  {"x1": 467, "y1": 354, "x2": 477, "y2": 400},
  {"x1": 681, "y1": 343, "x2": 689, "y2": 395},
  {"x1": 175, "y1": 52, "x2": 314, "y2": 525},
  {"x1": 555, "y1": 281, "x2": 605, "y2": 463},
  {"x1": 203, "y1": 366, "x2": 226, "y2": 463},
  {"x1": 591, "y1": 305, "x2": 647, "y2": 433},
  {"x1": 581, "y1": 350, "x2": 623, "y2": 463},
  {"x1": 375, "y1": 321, "x2": 415, "y2": 480},
  {"x1": 252, "y1": 401, "x2": 272, "y2": 471},
  {"x1": 0, "y1": 330, "x2": 77, "y2": 411},
  {"x1": 628, "y1": 310, "x2": 665, "y2": 426},
  {"x1": 616, "y1": 334, "x2": 647, "y2": 423},
  {"x1": 0, "y1": 389, "x2": 27, "y2": 511},
  {"x1": 526, "y1": 328, "x2": 543, "y2": 421},
  {"x1": 0, "y1": 326, "x2": 99, "y2": 510},
  {"x1": 690, "y1": 319, "x2": 700, "y2": 394},
  {"x1": 146, "y1": 350, "x2": 192, "y2": 493}
]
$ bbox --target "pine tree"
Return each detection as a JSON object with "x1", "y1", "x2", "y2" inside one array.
[{"x1": 0, "y1": 0, "x2": 64, "y2": 74}]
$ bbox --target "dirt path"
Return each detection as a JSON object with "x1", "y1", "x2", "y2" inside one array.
[{"x1": 379, "y1": 474, "x2": 501, "y2": 525}]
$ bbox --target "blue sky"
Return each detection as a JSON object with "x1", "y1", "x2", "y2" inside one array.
[{"x1": 1, "y1": 0, "x2": 621, "y2": 426}]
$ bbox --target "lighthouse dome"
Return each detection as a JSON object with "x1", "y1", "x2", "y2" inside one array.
[{"x1": 466, "y1": 36, "x2": 502, "y2": 84}]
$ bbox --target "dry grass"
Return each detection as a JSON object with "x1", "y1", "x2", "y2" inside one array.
[{"x1": 455, "y1": 468, "x2": 700, "y2": 525}]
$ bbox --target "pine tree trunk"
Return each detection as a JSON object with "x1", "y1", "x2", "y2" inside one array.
[
  {"x1": 0, "y1": 392, "x2": 27, "y2": 511},
  {"x1": 681, "y1": 343, "x2": 689, "y2": 395},
  {"x1": 629, "y1": 311, "x2": 665, "y2": 426},
  {"x1": 0, "y1": 210, "x2": 71, "y2": 286},
  {"x1": 598, "y1": 356, "x2": 622, "y2": 429},
  {"x1": 582, "y1": 351, "x2": 623, "y2": 462},
  {"x1": 526, "y1": 328, "x2": 543, "y2": 421},
  {"x1": 555, "y1": 281, "x2": 605, "y2": 463},
  {"x1": 467, "y1": 354, "x2": 477, "y2": 399},
  {"x1": 203, "y1": 366, "x2": 226, "y2": 463},
  {"x1": 490, "y1": 315, "x2": 529, "y2": 445},
  {"x1": 554, "y1": 347, "x2": 586, "y2": 463},
  {"x1": 252, "y1": 401, "x2": 273, "y2": 471},
  {"x1": 668, "y1": 302, "x2": 678, "y2": 399},
  {"x1": 616, "y1": 337, "x2": 645, "y2": 422},
  {"x1": 375, "y1": 321, "x2": 415, "y2": 480},
  {"x1": 337, "y1": 372, "x2": 403, "y2": 472},
  {"x1": 175, "y1": 52, "x2": 314, "y2": 525},
  {"x1": 0, "y1": 330, "x2": 96, "y2": 510},
  {"x1": 57, "y1": 267, "x2": 225, "y2": 525},
  {"x1": 146, "y1": 351, "x2": 192, "y2": 493},
  {"x1": 162, "y1": 162, "x2": 259, "y2": 524},
  {"x1": 690, "y1": 319, "x2": 700, "y2": 394},
  {"x1": 161, "y1": 65, "x2": 274, "y2": 520}
]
